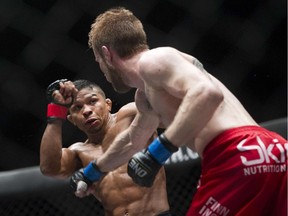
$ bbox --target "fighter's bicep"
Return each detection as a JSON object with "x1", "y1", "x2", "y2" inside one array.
[
  {"x1": 58, "y1": 148, "x2": 81, "y2": 178},
  {"x1": 134, "y1": 89, "x2": 153, "y2": 113},
  {"x1": 128, "y1": 93, "x2": 159, "y2": 141}
]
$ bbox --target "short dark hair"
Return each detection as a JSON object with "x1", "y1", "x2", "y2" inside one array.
[{"x1": 73, "y1": 79, "x2": 106, "y2": 98}]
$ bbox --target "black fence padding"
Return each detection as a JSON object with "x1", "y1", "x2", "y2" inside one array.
[
  {"x1": 0, "y1": 167, "x2": 105, "y2": 216},
  {"x1": 260, "y1": 117, "x2": 287, "y2": 139},
  {"x1": 0, "y1": 160, "x2": 201, "y2": 216},
  {"x1": 165, "y1": 157, "x2": 202, "y2": 215}
]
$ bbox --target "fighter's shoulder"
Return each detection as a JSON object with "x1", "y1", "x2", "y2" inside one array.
[
  {"x1": 139, "y1": 47, "x2": 182, "y2": 76},
  {"x1": 141, "y1": 47, "x2": 178, "y2": 61},
  {"x1": 115, "y1": 102, "x2": 137, "y2": 121},
  {"x1": 68, "y1": 142, "x2": 86, "y2": 151}
]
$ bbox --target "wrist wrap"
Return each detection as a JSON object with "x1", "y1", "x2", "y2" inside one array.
[
  {"x1": 158, "y1": 133, "x2": 179, "y2": 152},
  {"x1": 83, "y1": 160, "x2": 104, "y2": 182},
  {"x1": 47, "y1": 103, "x2": 68, "y2": 122},
  {"x1": 148, "y1": 133, "x2": 178, "y2": 165}
]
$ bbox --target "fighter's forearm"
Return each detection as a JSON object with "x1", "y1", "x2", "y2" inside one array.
[
  {"x1": 96, "y1": 128, "x2": 135, "y2": 172},
  {"x1": 40, "y1": 121, "x2": 63, "y2": 176},
  {"x1": 97, "y1": 110, "x2": 160, "y2": 172}
]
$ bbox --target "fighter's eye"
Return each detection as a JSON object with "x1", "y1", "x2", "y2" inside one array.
[
  {"x1": 76, "y1": 105, "x2": 82, "y2": 110},
  {"x1": 71, "y1": 105, "x2": 82, "y2": 112},
  {"x1": 90, "y1": 98, "x2": 97, "y2": 105}
]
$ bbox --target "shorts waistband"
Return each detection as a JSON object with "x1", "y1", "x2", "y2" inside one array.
[{"x1": 203, "y1": 125, "x2": 267, "y2": 155}]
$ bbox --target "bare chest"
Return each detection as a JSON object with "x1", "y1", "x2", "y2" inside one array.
[{"x1": 76, "y1": 145, "x2": 103, "y2": 166}]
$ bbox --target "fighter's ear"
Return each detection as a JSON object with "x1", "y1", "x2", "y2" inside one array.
[
  {"x1": 101, "y1": 46, "x2": 112, "y2": 63},
  {"x1": 106, "y1": 98, "x2": 112, "y2": 111},
  {"x1": 67, "y1": 114, "x2": 74, "y2": 125}
]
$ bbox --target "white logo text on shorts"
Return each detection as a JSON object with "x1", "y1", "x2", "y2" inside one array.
[{"x1": 237, "y1": 136, "x2": 288, "y2": 176}]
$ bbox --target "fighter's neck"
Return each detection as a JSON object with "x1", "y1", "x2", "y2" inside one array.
[{"x1": 115, "y1": 51, "x2": 146, "y2": 90}]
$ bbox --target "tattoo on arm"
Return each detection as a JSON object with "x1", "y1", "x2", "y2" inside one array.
[{"x1": 192, "y1": 58, "x2": 204, "y2": 71}]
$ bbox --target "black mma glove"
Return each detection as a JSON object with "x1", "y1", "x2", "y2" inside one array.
[
  {"x1": 128, "y1": 149, "x2": 162, "y2": 187},
  {"x1": 70, "y1": 161, "x2": 105, "y2": 192},
  {"x1": 70, "y1": 168, "x2": 92, "y2": 192},
  {"x1": 46, "y1": 79, "x2": 70, "y2": 123},
  {"x1": 128, "y1": 133, "x2": 178, "y2": 187}
]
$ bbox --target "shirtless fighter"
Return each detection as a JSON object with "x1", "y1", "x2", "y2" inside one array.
[
  {"x1": 40, "y1": 79, "x2": 171, "y2": 216},
  {"x1": 71, "y1": 7, "x2": 287, "y2": 216}
]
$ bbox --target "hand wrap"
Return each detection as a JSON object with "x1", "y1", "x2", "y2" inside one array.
[
  {"x1": 46, "y1": 79, "x2": 69, "y2": 122},
  {"x1": 47, "y1": 103, "x2": 68, "y2": 122}
]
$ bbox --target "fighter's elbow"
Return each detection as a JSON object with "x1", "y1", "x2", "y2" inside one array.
[
  {"x1": 40, "y1": 166, "x2": 51, "y2": 176},
  {"x1": 40, "y1": 163, "x2": 59, "y2": 177},
  {"x1": 40, "y1": 165, "x2": 52, "y2": 176},
  {"x1": 197, "y1": 83, "x2": 223, "y2": 106},
  {"x1": 208, "y1": 85, "x2": 224, "y2": 105}
]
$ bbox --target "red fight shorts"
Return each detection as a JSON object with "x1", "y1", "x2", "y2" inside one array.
[{"x1": 186, "y1": 126, "x2": 287, "y2": 216}]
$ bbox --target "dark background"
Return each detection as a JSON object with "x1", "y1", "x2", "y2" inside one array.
[{"x1": 0, "y1": 0, "x2": 286, "y2": 171}]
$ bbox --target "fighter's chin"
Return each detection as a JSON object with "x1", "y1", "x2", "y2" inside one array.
[{"x1": 113, "y1": 84, "x2": 131, "y2": 94}]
